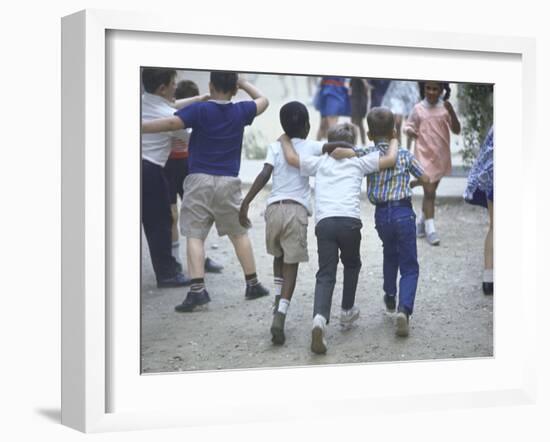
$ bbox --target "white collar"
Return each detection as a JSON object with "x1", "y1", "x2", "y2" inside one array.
[{"x1": 208, "y1": 99, "x2": 232, "y2": 104}]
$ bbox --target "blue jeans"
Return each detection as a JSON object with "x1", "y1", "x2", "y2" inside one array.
[
  {"x1": 374, "y1": 205, "x2": 419, "y2": 315},
  {"x1": 313, "y1": 217, "x2": 362, "y2": 323}
]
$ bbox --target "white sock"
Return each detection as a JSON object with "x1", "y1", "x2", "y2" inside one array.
[
  {"x1": 425, "y1": 218, "x2": 436, "y2": 235},
  {"x1": 483, "y1": 269, "x2": 493, "y2": 283},
  {"x1": 313, "y1": 314, "x2": 327, "y2": 326},
  {"x1": 171, "y1": 240, "x2": 182, "y2": 264},
  {"x1": 274, "y1": 277, "x2": 284, "y2": 297},
  {"x1": 278, "y1": 298, "x2": 290, "y2": 315}
]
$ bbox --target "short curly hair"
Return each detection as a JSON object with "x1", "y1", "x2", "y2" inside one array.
[{"x1": 327, "y1": 122, "x2": 358, "y2": 145}]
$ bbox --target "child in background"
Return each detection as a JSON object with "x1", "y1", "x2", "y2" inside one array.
[
  {"x1": 464, "y1": 125, "x2": 494, "y2": 295},
  {"x1": 314, "y1": 76, "x2": 351, "y2": 140},
  {"x1": 240, "y1": 102, "x2": 355, "y2": 345},
  {"x1": 280, "y1": 123, "x2": 398, "y2": 354},
  {"x1": 142, "y1": 72, "x2": 270, "y2": 312},
  {"x1": 404, "y1": 81, "x2": 461, "y2": 246},
  {"x1": 364, "y1": 107, "x2": 428, "y2": 337},
  {"x1": 165, "y1": 79, "x2": 223, "y2": 274}
]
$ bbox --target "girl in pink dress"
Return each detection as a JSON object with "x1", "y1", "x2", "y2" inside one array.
[{"x1": 405, "y1": 81, "x2": 461, "y2": 245}]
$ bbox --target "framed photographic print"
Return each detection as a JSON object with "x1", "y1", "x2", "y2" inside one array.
[{"x1": 61, "y1": 9, "x2": 537, "y2": 433}]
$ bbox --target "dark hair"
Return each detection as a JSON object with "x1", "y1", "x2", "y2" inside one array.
[
  {"x1": 141, "y1": 68, "x2": 177, "y2": 94},
  {"x1": 327, "y1": 123, "x2": 357, "y2": 145},
  {"x1": 279, "y1": 101, "x2": 310, "y2": 138},
  {"x1": 175, "y1": 80, "x2": 200, "y2": 99},
  {"x1": 418, "y1": 81, "x2": 451, "y2": 100},
  {"x1": 210, "y1": 71, "x2": 238, "y2": 93},
  {"x1": 367, "y1": 107, "x2": 395, "y2": 138}
]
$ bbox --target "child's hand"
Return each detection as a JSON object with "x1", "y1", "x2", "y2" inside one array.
[
  {"x1": 409, "y1": 179, "x2": 420, "y2": 189},
  {"x1": 237, "y1": 77, "x2": 248, "y2": 89},
  {"x1": 407, "y1": 128, "x2": 418, "y2": 139},
  {"x1": 330, "y1": 147, "x2": 356, "y2": 160},
  {"x1": 239, "y1": 203, "x2": 252, "y2": 229},
  {"x1": 443, "y1": 100, "x2": 454, "y2": 113}
]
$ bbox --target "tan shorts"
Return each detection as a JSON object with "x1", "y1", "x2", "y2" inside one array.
[
  {"x1": 265, "y1": 202, "x2": 309, "y2": 264},
  {"x1": 180, "y1": 173, "x2": 248, "y2": 240}
]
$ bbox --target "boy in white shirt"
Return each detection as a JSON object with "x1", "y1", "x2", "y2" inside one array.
[
  {"x1": 280, "y1": 123, "x2": 397, "y2": 354},
  {"x1": 240, "y1": 102, "x2": 353, "y2": 345}
]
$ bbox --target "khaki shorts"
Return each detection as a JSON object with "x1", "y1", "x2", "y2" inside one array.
[
  {"x1": 265, "y1": 202, "x2": 309, "y2": 264},
  {"x1": 180, "y1": 173, "x2": 248, "y2": 240}
]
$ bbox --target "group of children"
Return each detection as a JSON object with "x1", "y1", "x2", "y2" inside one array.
[{"x1": 141, "y1": 69, "x2": 461, "y2": 355}]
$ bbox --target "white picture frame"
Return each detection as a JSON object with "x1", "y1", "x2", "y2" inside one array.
[{"x1": 61, "y1": 9, "x2": 537, "y2": 433}]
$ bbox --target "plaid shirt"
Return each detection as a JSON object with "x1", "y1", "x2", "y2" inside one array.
[{"x1": 361, "y1": 142, "x2": 424, "y2": 205}]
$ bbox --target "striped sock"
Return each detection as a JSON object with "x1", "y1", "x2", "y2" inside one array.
[
  {"x1": 245, "y1": 273, "x2": 259, "y2": 287},
  {"x1": 189, "y1": 278, "x2": 205, "y2": 293},
  {"x1": 274, "y1": 277, "x2": 284, "y2": 297}
]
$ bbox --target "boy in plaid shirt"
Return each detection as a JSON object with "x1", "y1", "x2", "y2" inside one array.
[{"x1": 363, "y1": 107, "x2": 428, "y2": 337}]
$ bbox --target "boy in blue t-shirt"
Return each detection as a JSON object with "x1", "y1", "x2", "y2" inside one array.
[
  {"x1": 363, "y1": 107, "x2": 428, "y2": 337},
  {"x1": 142, "y1": 72, "x2": 270, "y2": 312}
]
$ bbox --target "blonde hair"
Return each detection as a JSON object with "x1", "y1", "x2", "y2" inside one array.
[{"x1": 327, "y1": 122, "x2": 357, "y2": 145}]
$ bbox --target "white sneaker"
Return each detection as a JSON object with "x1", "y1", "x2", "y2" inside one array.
[
  {"x1": 396, "y1": 311, "x2": 410, "y2": 337},
  {"x1": 340, "y1": 305, "x2": 360, "y2": 328},
  {"x1": 426, "y1": 231, "x2": 440, "y2": 246},
  {"x1": 311, "y1": 314, "x2": 327, "y2": 354}
]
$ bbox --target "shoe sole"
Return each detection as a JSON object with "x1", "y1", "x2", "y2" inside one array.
[
  {"x1": 311, "y1": 326, "x2": 327, "y2": 354},
  {"x1": 396, "y1": 313, "x2": 409, "y2": 337},
  {"x1": 245, "y1": 292, "x2": 270, "y2": 300}
]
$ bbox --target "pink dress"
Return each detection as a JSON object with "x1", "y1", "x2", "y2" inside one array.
[{"x1": 405, "y1": 99, "x2": 452, "y2": 182}]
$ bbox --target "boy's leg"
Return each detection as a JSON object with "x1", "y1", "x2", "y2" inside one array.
[
  {"x1": 271, "y1": 261, "x2": 299, "y2": 345},
  {"x1": 337, "y1": 218, "x2": 363, "y2": 312},
  {"x1": 375, "y1": 221, "x2": 399, "y2": 311},
  {"x1": 396, "y1": 216, "x2": 419, "y2": 316},
  {"x1": 272, "y1": 255, "x2": 284, "y2": 311},
  {"x1": 141, "y1": 160, "x2": 187, "y2": 285},
  {"x1": 313, "y1": 218, "x2": 339, "y2": 323},
  {"x1": 483, "y1": 200, "x2": 494, "y2": 295},
  {"x1": 228, "y1": 233, "x2": 269, "y2": 300}
]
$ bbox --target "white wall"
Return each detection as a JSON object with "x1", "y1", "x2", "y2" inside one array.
[{"x1": 1, "y1": 1, "x2": 547, "y2": 441}]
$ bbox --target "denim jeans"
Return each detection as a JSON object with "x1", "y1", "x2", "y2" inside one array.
[
  {"x1": 313, "y1": 217, "x2": 362, "y2": 323},
  {"x1": 374, "y1": 205, "x2": 419, "y2": 315}
]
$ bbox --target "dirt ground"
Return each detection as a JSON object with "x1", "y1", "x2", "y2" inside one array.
[{"x1": 140, "y1": 189, "x2": 493, "y2": 374}]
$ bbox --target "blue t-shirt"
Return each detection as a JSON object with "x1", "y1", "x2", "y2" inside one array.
[{"x1": 175, "y1": 100, "x2": 257, "y2": 177}]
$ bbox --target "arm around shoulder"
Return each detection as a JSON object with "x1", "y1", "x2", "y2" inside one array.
[
  {"x1": 279, "y1": 134, "x2": 300, "y2": 168},
  {"x1": 142, "y1": 116, "x2": 184, "y2": 133},
  {"x1": 378, "y1": 136, "x2": 398, "y2": 170}
]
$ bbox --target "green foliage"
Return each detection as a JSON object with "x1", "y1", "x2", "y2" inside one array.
[
  {"x1": 242, "y1": 128, "x2": 268, "y2": 160},
  {"x1": 457, "y1": 84, "x2": 493, "y2": 167}
]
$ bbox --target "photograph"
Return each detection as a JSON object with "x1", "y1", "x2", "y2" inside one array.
[{"x1": 139, "y1": 69, "x2": 494, "y2": 373}]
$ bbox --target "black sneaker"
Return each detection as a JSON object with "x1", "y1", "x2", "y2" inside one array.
[
  {"x1": 384, "y1": 294, "x2": 396, "y2": 312},
  {"x1": 482, "y1": 282, "x2": 493, "y2": 295},
  {"x1": 270, "y1": 311, "x2": 286, "y2": 345},
  {"x1": 174, "y1": 289, "x2": 211, "y2": 313},
  {"x1": 204, "y1": 257, "x2": 224, "y2": 273},
  {"x1": 157, "y1": 272, "x2": 192, "y2": 288},
  {"x1": 245, "y1": 282, "x2": 270, "y2": 300}
]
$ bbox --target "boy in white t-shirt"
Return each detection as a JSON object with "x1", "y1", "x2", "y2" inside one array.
[
  {"x1": 280, "y1": 123, "x2": 397, "y2": 354},
  {"x1": 240, "y1": 102, "x2": 354, "y2": 345}
]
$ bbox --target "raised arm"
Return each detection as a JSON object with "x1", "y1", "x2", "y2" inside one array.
[
  {"x1": 237, "y1": 77, "x2": 269, "y2": 116},
  {"x1": 142, "y1": 116, "x2": 184, "y2": 133},
  {"x1": 239, "y1": 164, "x2": 274, "y2": 228},
  {"x1": 378, "y1": 136, "x2": 399, "y2": 170},
  {"x1": 173, "y1": 93, "x2": 209, "y2": 110},
  {"x1": 279, "y1": 134, "x2": 300, "y2": 168},
  {"x1": 443, "y1": 100, "x2": 461, "y2": 135}
]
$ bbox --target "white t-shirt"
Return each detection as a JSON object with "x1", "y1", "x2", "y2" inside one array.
[
  {"x1": 300, "y1": 152, "x2": 380, "y2": 224},
  {"x1": 265, "y1": 138, "x2": 323, "y2": 215},
  {"x1": 141, "y1": 92, "x2": 189, "y2": 167}
]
